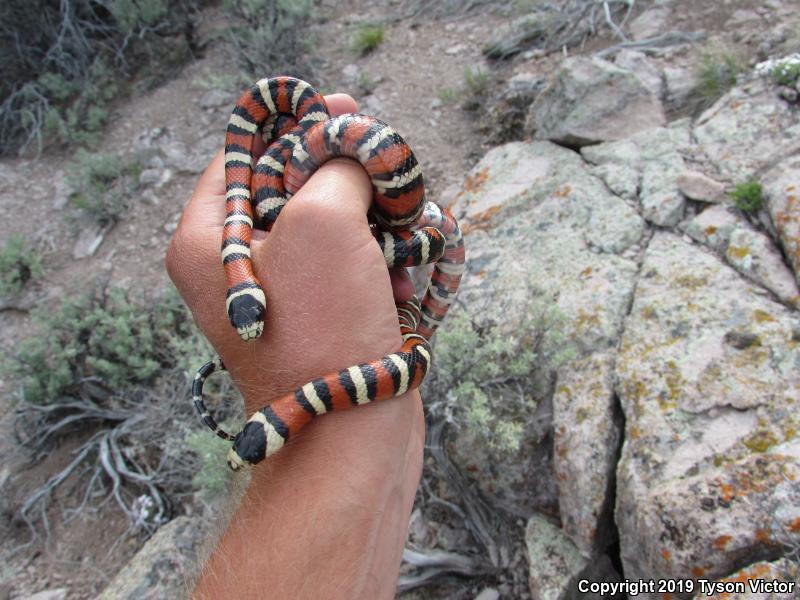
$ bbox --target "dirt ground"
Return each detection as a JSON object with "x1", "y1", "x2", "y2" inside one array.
[{"x1": 0, "y1": 0, "x2": 789, "y2": 597}]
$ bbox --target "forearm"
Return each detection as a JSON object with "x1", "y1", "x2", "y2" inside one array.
[{"x1": 191, "y1": 389, "x2": 424, "y2": 600}]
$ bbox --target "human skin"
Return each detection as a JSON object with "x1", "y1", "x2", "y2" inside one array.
[{"x1": 165, "y1": 93, "x2": 424, "y2": 599}]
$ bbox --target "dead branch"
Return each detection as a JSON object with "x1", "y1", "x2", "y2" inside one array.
[{"x1": 595, "y1": 30, "x2": 706, "y2": 58}]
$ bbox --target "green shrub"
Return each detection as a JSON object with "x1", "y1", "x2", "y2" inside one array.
[
  {"x1": 696, "y1": 49, "x2": 741, "y2": 109},
  {"x1": 0, "y1": 0, "x2": 199, "y2": 155},
  {"x1": 0, "y1": 235, "x2": 43, "y2": 299},
  {"x1": 427, "y1": 296, "x2": 574, "y2": 454},
  {"x1": 464, "y1": 67, "x2": 490, "y2": 97},
  {"x1": 730, "y1": 181, "x2": 764, "y2": 213},
  {"x1": 438, "y1": 87, "x2": 457, "y2": 104},
  {"x1": 224, "y1": 0, "x2": 314, "y2": 78},
  {"x1": 9, "y1": 285, "x2": 207, "y2": 406},
  {"x1": 67, "y1": 150, "x2": 142, "y2": 225},
  {"x1": 772, "y1": 60, "x2": 800, "y2": 86},
  {"x1": 185, "y1": 428, "x2": 235, "y2": 502},
  {"x1": 351, "y1": 24, "x2": 385, "y2": 56}
]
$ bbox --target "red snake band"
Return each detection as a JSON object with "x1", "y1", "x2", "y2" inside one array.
[{"x1": 192, "y1": 77, "x2": 465, "y2": 468}]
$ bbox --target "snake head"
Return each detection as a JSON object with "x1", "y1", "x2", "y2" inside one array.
[
  {"x1": 226, "y1": 287, "x2": 267, "y2": 342},
  {"x1": 226, "y1": 420, "x2": 268, "y2": 470}
]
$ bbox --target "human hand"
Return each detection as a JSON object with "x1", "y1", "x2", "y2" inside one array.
[
  {"x1": 169, "y1": 91, "x2": 425, "y2": 599},
  {"x1": 166, "y1": 93, "x2": 416, "y2": 413}
]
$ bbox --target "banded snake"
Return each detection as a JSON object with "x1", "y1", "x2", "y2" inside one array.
[{"x1": 192, "y1": 77, "x2": 465, "y2": 470}]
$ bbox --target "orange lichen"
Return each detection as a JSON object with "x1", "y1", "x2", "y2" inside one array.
[
  {"x1": 461, "y1": 205, "x2": 502, "y2": 234},
  {"x1": 629, "y1": 426, "x2": 641, "y2": 440},
  {"x1": 788, "y1": 517, "x2": 800, "y2": 533},
  {"x1": 463, "y1": 168, "x2": 490, "y2": 193},
  {"x1": 720, "y1": 483, "x2": 736, "y2": 503},
  {"x1": 554, "y1": 184, "x2": 573, "y2": 198},
  {"x1": 661, "y1": 548, "x2": 671, "y2": 563},
  {"x1": 727, "y1": 245, "x2": 750, "y2": 260},
  {"x1": 713, "y1": 535, "x2": 733, "y2": 550},
  {"x1": 704, "y1": 225, "x2": 718, "y2": 235},
  {"x1": 692, "y1": 566, "x2": 706, "y2": 577},
  {"x1": 579, "y1": 266, "x2": 593, "y2": 278},
  {"x1": 755, "y1": 528, "x2": 771, "y2": 543},
  {"x1": 753, "y1": 309, "x2": 776, "y2": 323}
]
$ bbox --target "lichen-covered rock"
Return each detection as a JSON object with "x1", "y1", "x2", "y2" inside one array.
[
  {"x1": 614, "y1": 50, "x2": 663, "y2": 97},
  {"x1": 763, "y1": 154, "x2": 800, "y2": 285},
  {"x1": 681, "y1": 205, "x2": 741, "y2": 252},
  {"x1": 451, "y1": 141, "x2": 642, "y2": 513},
  {"x1": 615, "y1": 232, "x2": 800, "y2": 593},
  {"x1": 694, "y1": 77, "x2": 800, "y2": 180},
  {"x1": 663, "y1": 66, "x2": 699, "y2": 112},
  {"x1": 726, "y1": 226, "x2": 800, "y2": 306},
  {"x1": 526, "y1": 56, "x2": 665, "y2": 147},
  {"x1": 582, "y1": 123, "x2": 691, "y2": 225},
  {"x1": 525, "y1": 514, "x2": 622, "y2": 600},
  {"x1": 641, "y1": 168, "x2": 685, "y2": 226},
  {"x1": 693, "y1": 558, "x2": 800, "y2": 599},
  {"x1": 96, "y1": 517, "x2": 205, "y2": 600},
  {"x1": 628, "y1": 7, "x2": 670, "y2": 41},
  {"x1": 553, "y1": 352, "x2": 622, "y2": 557}
]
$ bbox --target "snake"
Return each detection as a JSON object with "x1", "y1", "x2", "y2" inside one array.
[{"x1": 191, "y1": 77, "x2": 465, "y2": 471}]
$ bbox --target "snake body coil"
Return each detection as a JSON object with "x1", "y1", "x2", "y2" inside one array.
[{"x1": 192, "y1": 77, "x2": 465, "y2": 470}]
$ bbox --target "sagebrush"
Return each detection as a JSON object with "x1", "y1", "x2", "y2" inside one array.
[
  {"x1": 0, "y1": 235, "x2": 43, "y2": 299},
  {"x1": 424, "y1": 291, "x2": 575, "y2": 454},
  {"x1": 7, "y1": 283, "x2": 238, "y2": 544}
]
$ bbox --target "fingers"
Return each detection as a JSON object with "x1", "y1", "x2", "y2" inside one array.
[
  {"x1": 326, "y1": 93, "x2": 359, "y2": 116},
  {"x1": 389, "y1": 267, "x2": 415, "y2": 303}
]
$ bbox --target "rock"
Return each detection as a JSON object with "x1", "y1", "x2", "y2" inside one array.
[
  {"x1": 763, "y1": 154, "x2": 800, "y2": 284},
  {"x1": 778, "y1": 85, "x2": 798, "y2": 103},
  {"x1": 694, "y1": 76, "x2": 800, "y2": 180},
  {"x1": 724, "y1": 9, "x2": 761, "y2": 27},
  {"x1": 614, "y1": 50, "x2": 663, "y2": 98},
  {"x1": 96, "y1": 516, "x2": 205, "y2": 600},
  {"x1": 677, "y1": 171, "x2": 727, "y2": 203},
  {"x1": 726, "y1": 227, "x2": 800, "y2": 306},
  {"x1": 18, "y1": 590, "x2": 68, "y2": 600},
  {"x1": 553, "y1": 352, "x2": 622, "y2": 557},
  {"x1": 51, "y1": 170, "x2": 72, "y2": 210},
  {"x1": 641, "y1": 161, "x2": 686, "y2": 226},
  {"x1": 483, "y1": 12, "x2": 552, "y2": 59},
  {"x1": 525, "y1": 515, "x2": 587, "y2": 600},
  {"x1": 452, "y1": 141, "x2": 642, "y2": 513},
  {"x1": 474, "y1": 588, "x2": 500, "y2": 600},
  {"x1": 628, "y1": 8, "x2": 670, "y2": 41},
  {"x1": 616, "y1": 232, "x2": 800, "y2": 589},
  {"x1": 484, "y1": 72, "x2": 547, "y2": 144},
  {"x1": 72, "y1": 222, "x2": 112, "y2": 259},
  {"x1": 340, "y1": 63, "x2": 360, "y2": 84},
  {"x1": 694, "y1": 558, "x2": 800, "y2": 599},
  {"x1": 527, "y1": 57, "x2": 666, "y2": 147},
  {"x1": 198, "y1": 88, "x2": 230, "y2": 109},
  {"x1": 525, "y1": 515, "x2": 622, "y2": 600},
  {"x1": 681, "y1": 205, "x2": 741, "y2": 252},
  {"x1": 582, "y1": 123, "x2": 690, "y2": 226},
  {"x1": 587, "y1": 163, "x2": 639, "y2": 200},
  {"x1": 663, "y1": 66, "x2": 698, "y2": 111},
  {"x1": 407, "y1": 508, "x2": 430, "y2": 545},
  {"x1": 139, "y1": 169, "x2": 172, "y2": 188}
]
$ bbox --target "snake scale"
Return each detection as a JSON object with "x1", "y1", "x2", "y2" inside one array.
[{"x1": 192, "y1": 77, "x2": 465, "y2": 470}]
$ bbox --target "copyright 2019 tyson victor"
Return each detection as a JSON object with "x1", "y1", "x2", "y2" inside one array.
[{"x1": 578, "y1": 577, "x2": 796, "y2": 596}]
